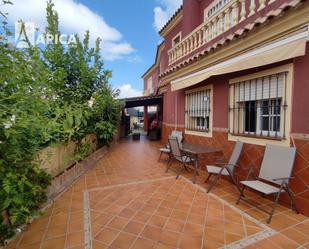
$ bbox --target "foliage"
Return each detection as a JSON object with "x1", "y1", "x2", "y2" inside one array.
[
  {"x1": 0, "y1": 0, "x2": 122, "y2": 244},
  {"x1": 74, "y1": 142, "x2": 92, "y2": 163},
  {"x1": 92, "y1": 85, "x2": 122, "y2": 144}
]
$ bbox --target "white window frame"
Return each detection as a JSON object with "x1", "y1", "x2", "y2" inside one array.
[
  {"x1": 172, "y1": 32, "x2": 182, "y2": 47},
  {"x1": 238, "y1": 98, "x2": 282, "y2": 137},
  {"x1": 257, "y1": 99, "x2": 282, "y2": 137},
  {"x1": 185, "y1": 85, "x2": 213, "y2": 138},
  {"x1": 228, "y1": 64, "x2": 293, "y2": 146}
]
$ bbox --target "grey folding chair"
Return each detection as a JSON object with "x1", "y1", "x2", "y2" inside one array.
[
  {"x1": 205, "y1": 140, "x2": 243, "y2": 193},
  {"x1": 171, "y1": 130, "x2": 183, "y2": 143},
  {"x1": 158, "y1": 131, "x2": 183, "y2": 162},
  {"x1": 236, "y1": 144, "x2": 298, "y2": 223},
  {"x1": 166, "y1": 136, "x2": 194, "y2": 178}
]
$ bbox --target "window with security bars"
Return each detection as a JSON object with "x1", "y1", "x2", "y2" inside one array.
[
  {"x1": 229, "y1": 72, "x2": 287, "y2": 139},
  {"x1": 185, "y1": 88, "x2": 211, "y2": 132}
]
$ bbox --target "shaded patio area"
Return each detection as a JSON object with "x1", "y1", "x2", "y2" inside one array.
[{"x1": 5, "y1": 136, "x2": 309, "y2": 249}]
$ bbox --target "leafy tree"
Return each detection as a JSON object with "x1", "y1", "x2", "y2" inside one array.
[
  {"x1": 0, "y1": 0, "x2": 122, "y2": 244},
  {"x1": 0, "y1": 22, "x2": 52, "y2": 243}
]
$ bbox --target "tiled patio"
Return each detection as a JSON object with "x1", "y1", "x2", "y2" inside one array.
[{"x1": 5, "y1": 136, "x2": 309, "y2": 249}]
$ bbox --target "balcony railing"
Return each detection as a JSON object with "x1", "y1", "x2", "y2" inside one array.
[{"x1": 168, "y1": 0, "x2": 275, "y2": 65}]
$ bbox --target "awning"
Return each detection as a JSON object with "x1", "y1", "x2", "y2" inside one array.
[{"x1": 171, "y1": 30, "x2": 308, "y2": 91}]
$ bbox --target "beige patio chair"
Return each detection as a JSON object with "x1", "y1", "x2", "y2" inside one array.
[
  {"x1": 236, "y1": 144, "x2": 298, "y2": 223},
  {"x1": 158, "y1": 131, "x2": 183, "y2": 162},
  {"x1": 166, "y1": 136, "x2": 195, "y2": 177},
  {"x1": 205, "y1": 140, "x2": 243, "y2": 193}
]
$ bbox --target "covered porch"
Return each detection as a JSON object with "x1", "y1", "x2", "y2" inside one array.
[{"x1": 121, "y1": 95, "x2": 163, "y2": 139}]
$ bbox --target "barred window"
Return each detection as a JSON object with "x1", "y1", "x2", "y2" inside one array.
[
  {"x1": 185, "y1": 88, "x2": 211, "y2": 132},
  {"x1": 229, "y1": 72, "x2": 287, "y2": 139}
]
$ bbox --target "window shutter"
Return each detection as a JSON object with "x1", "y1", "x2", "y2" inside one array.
[{"x1": 235, "y1": 73, "x2": 284, "y2": 102}]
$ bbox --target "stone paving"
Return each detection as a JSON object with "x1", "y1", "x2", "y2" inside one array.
[{"x1": 5, "y1": 136, "x2": 309, "y2": 249}]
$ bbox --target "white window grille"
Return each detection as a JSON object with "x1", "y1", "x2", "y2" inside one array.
[
  {"x1": 185, "y1": 88, "x2": 211, "y2": 132},
  {"x1": 229, "y1": 72, "x2": 288, "y2": 139}
]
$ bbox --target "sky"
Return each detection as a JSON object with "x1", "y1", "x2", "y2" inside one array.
[{"x1": 2, "y1": 0, "x2": 182, "y2": 98}]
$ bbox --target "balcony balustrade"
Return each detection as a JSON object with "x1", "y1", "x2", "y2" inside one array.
[{"x1": 168, "y1": 0, "x2": 275, "y2": 65}]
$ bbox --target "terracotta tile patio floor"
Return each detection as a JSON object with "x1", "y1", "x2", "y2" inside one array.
[{"x1": 5, "y1": 136, "x2": 309, "y2": 249}]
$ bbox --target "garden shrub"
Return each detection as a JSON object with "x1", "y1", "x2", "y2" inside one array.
[{"x1": 0, "y1": 0, "x2": 122, "y2": 244}]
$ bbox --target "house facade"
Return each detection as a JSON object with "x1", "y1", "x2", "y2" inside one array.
[{"x1": 143, "y1": 0, "x2": 309, "y2": 215}]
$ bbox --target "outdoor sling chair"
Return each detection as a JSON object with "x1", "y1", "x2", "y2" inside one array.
[
  {"x1": 158, "y1": 131, "x2": 183, "y2": 162},
  {"x1": 166, "y1": 136, "x2": 195, "y2": 178},
  {"x1": 236, "y1": 144, "x2": 298, "y2": 223},
  {"x1": 205, "y1": 140, "x2": 244, "y2": 193}
]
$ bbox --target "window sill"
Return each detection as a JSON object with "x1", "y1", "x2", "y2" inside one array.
[
  {"x1": 230, "y1": 133, "x2": 284, "y2": 141},
  {"x1": 228, "y1": 132, "x2": 290, "y2": 146},
  {"x1": 185, "y1": 129, "x2": 213, "y2": 138}
]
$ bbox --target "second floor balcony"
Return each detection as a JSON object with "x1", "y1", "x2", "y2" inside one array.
[{"x1": 168, "y1": 0, "x2": 280, "y2": 66}]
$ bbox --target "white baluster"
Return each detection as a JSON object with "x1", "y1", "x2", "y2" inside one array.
[
  {"x1": 183, "y1": 40, "x2": 187, "y2": 56},
  {"x1": 218, "y1": 13, "x2": 224, "y2": 34},
  {"x1": 240, "y1": 0, "x2": 246, "y2": 21},
  {"x1": 186, "y1": 38, "x2": 190, "y2": 53},
  {"x1": 202, "y1": 26, "x2": 207, "y2": 44},
  {"x1": 224, "y1": 8, "x2": 230, "y2": 30},
  {"x1": 190, "y1": 36, "x2": 193, "y2": 52},
  {"x1": 208, "y1": 22, "x2": 213, "y2": 40},
  {"x1": 183, "y1": 41, "x2": 187, "y2": 56},
  {"x1": 181, "y1": 43, "x2": 184, "y2": 57},
  {"x1": 212, "y1": 19, "x2": 217, "y2": 38},
  {"x1": 193, "y1": 33, "x2": 198, "y2": 49},
  {"x1": 168, "y1": 52, "x2": 171, "y2": 64},
  {"x1": 232, "y1": 2, "x2": 239, "y2": 26},
  {"x1": 258, "y1": 0, "x2": 266, "y2": 10},
  {"x1": 248, "y1": 0, "x2": 256, "y2": 16},
  {"x1": 198, "y1": 29, "x2": 203, "y2": 46}
]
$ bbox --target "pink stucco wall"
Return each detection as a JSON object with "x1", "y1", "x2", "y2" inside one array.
[
  {"x1": 162, "y1": 58, "x2": 309, "y2": 131},
  {"x1": 143, "y1": 67, "x2": 160, "y2": 91},
  {"x1": 292, "y1": 43, "x2": 309, "y2": 134}
]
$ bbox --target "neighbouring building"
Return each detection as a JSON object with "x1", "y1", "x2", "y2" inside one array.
[{"x1": 142, "y1": 0, "x2": 309, "y2": 215}]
